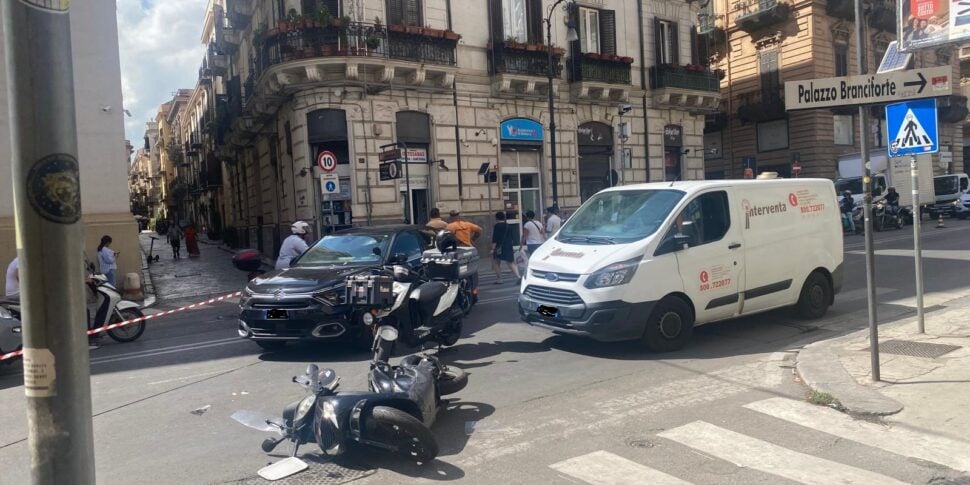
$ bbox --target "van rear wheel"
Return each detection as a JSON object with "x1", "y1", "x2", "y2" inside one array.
[
  {"x1": 794, "y1": 272, "x2": 832, "y2": 320},
  {"x1": 641, "y1": 297, "x2": 694, "y2": 353}
]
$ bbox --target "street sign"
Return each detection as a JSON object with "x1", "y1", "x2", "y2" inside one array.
[
  {"x1": 378, "y1": 148, "x2": 401, "y2": 162},
  {"x1": 784, "y1": 66, "x2": 952, "y2": 111},
  {"x1": 379, "y1": 160, "x2": 402, "y2": 181},
  {"x1": 792, "y1": 162, "x2": 802, "y2": 177},
  {"x1": 886, "y1": 99, "x2": 939, "y2": 157},
  {"x1": 317, "y1": 150, "x2": 337, "y2": 172},
  {"x1": 321, "y1": 173, "x2": 340, "y2": 200}
]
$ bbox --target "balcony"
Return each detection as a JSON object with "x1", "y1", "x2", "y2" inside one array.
[
  {"x1": 825, "y1": 0, "x2": 854, "y2": 21},
  {"x1": 738, "y1": 91, "x2": 786, "y2": 123},
  {"x1": 200, "y1": 157, "x2": 224, "y2": 189},
  {"x1": 649, "y1": 65, "x2": 721, "y2": 112},
  {"x1": 207, "y1": 44, "x2": 228, "y2": 76},
  {"x1": 244, "y1": 21, "x2": 460, "y2": 112},
  {"x1": 937, "y1": 95, "x2": 969, "y2": 123},
  {"x1": 869, "y1": 0, "x2": 896, "y2": 32},
  {"x1": 567, "y1": 53, "x2": 633, "y2": 101},
  {"x1": 488, "y1": 41, "x2": 564, "y2": 96},
  {"x1": 226, "y1": 0, "x2": 254, "y2": 29},
  {"x1": 219, "y1": 27, "x2": 243, "y2": 53},
  {"x1": 735, "y1": 0, "x2": 792, "y2": 34}
]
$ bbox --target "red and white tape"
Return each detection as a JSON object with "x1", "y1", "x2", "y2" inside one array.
[{"x1": 0, "y1": 291, "x2": 243, "y2": 362}]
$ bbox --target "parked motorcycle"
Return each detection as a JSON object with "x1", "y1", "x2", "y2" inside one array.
[{"x1": 232, "y1": 323, "x2": 467, "y2": 475}]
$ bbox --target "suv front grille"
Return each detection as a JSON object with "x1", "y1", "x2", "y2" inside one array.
[
  {"x1": 530, "y1": 270, "x2": 580, "y2": 283},
  {"x1": 523, "y1": 285, "x2": 584, "y2": 305}
]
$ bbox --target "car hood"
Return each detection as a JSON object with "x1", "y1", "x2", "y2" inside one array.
[
  {"x1": 247, "y1": 265, "x2": 373, "y2": 295},
  {"x1": 528, "y1": 239, "x2": 647, "y2": 275}
]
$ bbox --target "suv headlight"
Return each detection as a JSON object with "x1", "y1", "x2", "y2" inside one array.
[
  {"x1": 584, "y1": 257, "x2": 642, "y2": 289},
  {"x1": 314, "y1": 288, "x2": 344, "y2": 306},
  {"x1": 0, "y1": 306, "x2": 12, "y2": 319}
]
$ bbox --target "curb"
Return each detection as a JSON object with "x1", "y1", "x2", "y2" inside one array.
[
  {"x1": 137, "y1": 239, "x2": 157, "y2": 309},
  {"x1": 796, "y1": 337, "x2": 903, "y2": 416}
]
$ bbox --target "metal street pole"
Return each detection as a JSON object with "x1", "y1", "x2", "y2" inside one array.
[
  {"x1": 545, "y1": 12, "x2": 559, "y2": 207},
  {"x1": 2, "y1": 2, "x2": 96, "y2": 483},
  {"x1": 911, "y1": 156, "x2": 926, "y2": 333},
  {"x1": 855, "y1": 0, "x2": 879, "y2": 382}
]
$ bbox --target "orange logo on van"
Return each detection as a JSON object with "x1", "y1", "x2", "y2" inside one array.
[{"x1": 788, "y1": 193, "x2": 799, "y2": 207}]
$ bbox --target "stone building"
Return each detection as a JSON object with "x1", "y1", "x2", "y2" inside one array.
[{"x1": 698, "y1": 0, "x2": 965, "y2": 179}]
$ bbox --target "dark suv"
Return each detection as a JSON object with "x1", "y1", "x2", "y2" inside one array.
[{"x1": 237, "y1": 225, "x2": 430, "y2": 351}]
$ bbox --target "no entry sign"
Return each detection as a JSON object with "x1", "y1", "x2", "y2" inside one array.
[{"x1": 317, "y1": 150, "x2": 338, "y2": 172}]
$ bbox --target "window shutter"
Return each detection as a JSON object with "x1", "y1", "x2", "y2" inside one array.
[
  {"x1": 490, "y1": 0, "x2": 504, "y2": 40},
  {"x1": 528, "y1": 0, "x2": 543, "y2": 44},
  {"x1": 324, "y1": 0, "x2": 339, "y2": 15},
  {"x1": 653, "y1": 17, "x2": 663, "y2": 64},
  {"x1": 387, "y1": 0, "x2": 404, "y2": 25},
  {"x1": 301, "y1": 0, "x2": 315, "y2": 17},
  {"x1": 599, "y1": 10, "x2": 617, "y2": 55},
  {"x1": 405, "y1": 0, "x2": 422, "y2": 26},
  {"x1": 670, "y1": 22, "x2": 680, "y2": 65}
]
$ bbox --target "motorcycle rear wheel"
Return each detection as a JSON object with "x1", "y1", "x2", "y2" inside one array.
[
  {"x1": 369, "y1": 406, "x2": 438, "y2": 463},
  {"x1": 107, "y1": 308, "x2": 146, "y2": 343},
  {"x1": 437, "y1": 365, "x2": 468, "y2": 396}
]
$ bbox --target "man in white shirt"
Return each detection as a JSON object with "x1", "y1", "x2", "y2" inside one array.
[
  {"x1": 545, "y1": 206, "x2": 562, "y2": 235},
  {"x1": 4, "y1": 257, "x2": 18, "y2": 297},
  {"x1": 276, "y1": 221, "x2": 312, "y2": 270}
]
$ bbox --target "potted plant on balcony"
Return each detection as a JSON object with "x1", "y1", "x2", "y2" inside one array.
[
  {"x1": 423, "y1": 25, "x2": 444, "y2": 38},
  {"x1": 620, "y1": 56, "x2": 634, "y2": 64},
  {"x1": 505, "y1": 36, "x2": 523, "y2": 50},
  {"x1": 317, "y1": 5, "x2": 333, "y2": 28},
  {"x1": 366, "y1": 31, "x2": 382, "y2": 52},
  {"x1": 406, "y1": 24, "x2": 423, "y2": 35},
  {"x1": 585, "y1": 52, "x2": 603, "y2": 60},
  {"x1": 551, "y1": 46, "x2": 565, "y2": 56},
  {"x1": 374, "y1": 17, "x2": 383, "y2": 30},
  {"x1": 388, "y1": 23, "x2": 406, "y2": 33},
  {"x1": 443, "y1": 30, "x2": 461, "y2": 41}
]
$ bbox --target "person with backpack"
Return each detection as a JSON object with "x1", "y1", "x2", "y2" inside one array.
[
  {"x1": 521, "y1": 210, "x2": 546, "y2": 256},
  {"x1": 490, "y1": 212, "x2": 520, "y2": 284}
]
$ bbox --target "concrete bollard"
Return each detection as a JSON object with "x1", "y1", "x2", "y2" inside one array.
[{"x1": 124, "y1": 272, "x2": 144, "y2": 300}]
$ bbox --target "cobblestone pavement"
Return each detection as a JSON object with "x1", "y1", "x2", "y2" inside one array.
[{"x1": 138, "y1": 232, "x2": 250, "y2": 305}]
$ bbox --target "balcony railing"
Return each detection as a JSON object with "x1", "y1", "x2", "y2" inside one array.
[
  {"x1": 650, "y1": 65, "x2": 720, "y2": 92},
  {"x1": 568, "y1": 54, "x2": 633, "y2": 85},
  {"x1": 738, "y1": 90, "x2": 786, "y2": 123},
  {"x1": 249, "y1": 21, "x2": 459, "y2": 90},
  {"x1": 735, "y1": 0, "x2": 792, "y2": 33},
  {"x1": 489, "y1": 41, "x2": 564, "y2": 77}
]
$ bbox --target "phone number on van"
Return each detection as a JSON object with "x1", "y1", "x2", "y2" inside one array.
[{"x1": 700, "y1": 278, "x2": 731, "y2": 292}]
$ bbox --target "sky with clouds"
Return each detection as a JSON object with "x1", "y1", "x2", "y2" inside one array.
[{"x1": 117, "y1": 0, "x2": 208, "y2": 145}]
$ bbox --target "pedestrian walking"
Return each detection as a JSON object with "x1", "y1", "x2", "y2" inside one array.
[
  {"x1": 184, "y1": 223, "x2": 200, "y2": 258},
  {"x1": 97, "y1": 235, "x2": 118, "y2": 286},
  {"x1": 545, "y1": 205, "x2": 562, "y2": 236},
  {"x1": 446, "y1": 209, "x2": 482, "y2": 247},
  {"x1": 426, "y1": 207, "x2": 448, "y2": 232},
  {"x1": 490, "y1": 212, "x2": 520, "y2": 284},
  {"x1": 168, "y1": 222, "x2": 183, "y2": 259},
  {"x1": 521, "y1": 210, "x2": 545, "y2": 255}
]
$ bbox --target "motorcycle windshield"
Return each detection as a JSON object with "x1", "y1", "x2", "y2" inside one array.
[{"x1": 231, "y1": 410, "x2": 283, "y2": 434}]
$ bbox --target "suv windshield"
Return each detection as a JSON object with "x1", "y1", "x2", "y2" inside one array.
[
  {"x1": 294, "y1": 234, "x2": 390, "y2": 266},
  {"x1": 935, "y1": 176, "x2": 959, "y2": 196},
  {"x1": 558, "y1": 189, "x2": 685, "y2": 244}
]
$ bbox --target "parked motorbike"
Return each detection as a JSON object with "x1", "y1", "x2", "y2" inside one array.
[{"x1": 232, "y1": 323, "x2": 467, "y2": 475}]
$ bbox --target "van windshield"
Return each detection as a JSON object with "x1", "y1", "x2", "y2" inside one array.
[
  {"x1": 558, "y1": 190, "x2": 685, "y2": 244},
  {"x1": 935, "y1": 176, "x2": 959, "y2": 196}
]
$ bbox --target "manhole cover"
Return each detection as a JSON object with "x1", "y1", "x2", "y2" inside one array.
[
  {"x1": 224, "y1": 455, "x2": 376, "y2": 485},
  {"x1": 864, "y1": 340, "x2": 961, "y2": 359}
]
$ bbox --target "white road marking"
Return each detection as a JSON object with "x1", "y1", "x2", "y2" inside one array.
[
  {"x1": 745, "y1": 397, "x2": 970, "y2": 473},
  {"x1": 658, "y1": 421, "x2": 906, "y2": 485},
  {"x1": 91, "y1": 338, "x2": 248, "y2": 365},
  {"x1": 847, "y1": 249, "x2": 970, "y2": 261},
  {"x1": 550, "y1": 451, "x2": 692, "y2": 485}
]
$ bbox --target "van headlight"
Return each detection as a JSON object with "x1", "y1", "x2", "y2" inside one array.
[
  {"x1": 295, "y1": 395, "x2": 315, "y2": 423},
  {"x1": 584, "y1": 257, "x2": 641, "y2": 289}
]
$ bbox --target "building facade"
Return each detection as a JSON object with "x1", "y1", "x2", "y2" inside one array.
[
  {"x1": 178, "y1": 0, "x2": 721, "y2": 257},
  {"x1": 0, "y1": 1, "x2": 140, "y2": 285},
  {"x1": 699, "y1": 0, "x2": 966, "y2": 179}
]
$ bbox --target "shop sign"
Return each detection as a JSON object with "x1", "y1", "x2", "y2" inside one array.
[{"x1": 501, "y1": 118, "x2": 544, "y2": 142}]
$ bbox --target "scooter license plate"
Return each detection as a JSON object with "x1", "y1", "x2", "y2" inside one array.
[
  {"x1": 267, "y1": 309, "x2": 288, "y2": 320},
  {"x1": 538, "y1": 305, "x2": 559, "y2": 318}
]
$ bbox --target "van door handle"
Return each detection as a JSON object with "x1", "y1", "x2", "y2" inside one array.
[{"x1": 728, "y1": 243, "x2": 742, "y2": 250}]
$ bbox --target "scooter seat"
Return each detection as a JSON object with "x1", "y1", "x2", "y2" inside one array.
[{"x1": 410, "y1": 281, "x2": 447, "y2": 305}]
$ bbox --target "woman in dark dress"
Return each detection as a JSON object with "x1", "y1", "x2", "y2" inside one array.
[{"x1": 490, "y1": 211, "x2": 520, "y2": 284}]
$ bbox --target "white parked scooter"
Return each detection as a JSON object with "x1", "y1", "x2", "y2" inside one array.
[{"x1": 85, "y1": 261, "x2": 146, "y2": 342}]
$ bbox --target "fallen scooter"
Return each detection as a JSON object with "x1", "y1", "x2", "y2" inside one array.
[{"x1": 232, "y1": 322, "x2": 467, "y2": 479}]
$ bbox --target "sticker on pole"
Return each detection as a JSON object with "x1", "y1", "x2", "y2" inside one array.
[
  {"x1": 316, "y1": 150, "x2": 338, "y2": 172},
  {"x1": 886, "y1": 99, "x2": 938, "y2": 157},
  {"x1": 23, "y1": 348, "x2": 56, "y2": 397}
]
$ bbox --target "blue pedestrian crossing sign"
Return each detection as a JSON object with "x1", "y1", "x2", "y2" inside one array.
[
  {"x1": 320, "y1": 174, "x2": 340, "y2": 200},
  {"x1": 886, "y1": 99, "x2": 938, "y2": 157}
]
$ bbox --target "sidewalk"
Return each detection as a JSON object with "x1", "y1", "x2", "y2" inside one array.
[
  {"x1": 138, "y1": 232, "x2": 251, "y2": 305},
  {"x1": 797, "y1": 292, "x2": 970, "y2": 442}
]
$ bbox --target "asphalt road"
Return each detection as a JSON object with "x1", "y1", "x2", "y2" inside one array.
[{"x1": 2, "y1": 222, "x2": 970, "y2": 484}]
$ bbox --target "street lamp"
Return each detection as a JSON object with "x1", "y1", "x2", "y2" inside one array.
[{"x1": 546, "y1": 0, "x2": 579, "y2": 208}]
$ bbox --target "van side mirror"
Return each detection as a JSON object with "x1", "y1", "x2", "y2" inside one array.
[{"x1": 655, "y1": 233, "x2": 692, "y2": 256}]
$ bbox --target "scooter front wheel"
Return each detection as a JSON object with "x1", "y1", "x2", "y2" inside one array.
[
  {"x1": 437, "y1": 365, "x2": 467, "y2": 396},
  {"x1": 107, "y1": 308, "x2": 146, "y2": 343},
  {"x1": 368, "y1": 406, "x2": 438, "y2": 463}
]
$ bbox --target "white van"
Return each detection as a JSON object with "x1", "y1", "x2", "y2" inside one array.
[{"x1": 518, "y1": 180, "x2": 843, "y2": 352}]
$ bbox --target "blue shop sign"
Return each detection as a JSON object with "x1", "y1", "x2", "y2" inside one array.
[{"x1": 501, "y1": 118, "x2": 544, "y2": 143}]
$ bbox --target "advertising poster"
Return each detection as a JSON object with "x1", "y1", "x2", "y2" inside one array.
[{"x1": 900, "y1": 0, "x2": 970, "y2": 50}]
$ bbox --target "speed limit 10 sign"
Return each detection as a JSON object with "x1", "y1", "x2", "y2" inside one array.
[{"x1": 317, "y1": 150, "x2": 338, "y2": 172}]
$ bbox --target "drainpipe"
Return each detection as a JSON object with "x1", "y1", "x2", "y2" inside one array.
[
  {"x1": 637, "y1": 0, "x2": 650, "y2": 182},
  {"x1": 453, "y1": 80, "x2": 464, "y2": 200}
]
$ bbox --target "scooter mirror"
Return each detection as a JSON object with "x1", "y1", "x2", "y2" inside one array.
[
  {"x1": 377, "y1": 325, "x2": 399, "y2": 342},
  {"x1": 305, "y1": 364, "x2": 319, "y2": 378}
]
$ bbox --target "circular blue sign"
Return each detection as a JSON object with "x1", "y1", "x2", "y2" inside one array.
[{"x1": 325, "y1": 181, "x2": 337, "y2": 192}]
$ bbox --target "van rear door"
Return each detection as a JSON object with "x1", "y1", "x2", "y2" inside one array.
[{"x1": 662, "y1": 189, "x2": 744, "y2": 324}]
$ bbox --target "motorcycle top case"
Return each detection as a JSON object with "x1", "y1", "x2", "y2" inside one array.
[
  {"x1": 345, "y1": 274, "x2": 395, "y2": 308},
  {"x1": 421, "y1": 247, "x2": 479, "y2": 280},
  {"x1": 232, "y1": 249, "x2": 263, "y2": 272}
]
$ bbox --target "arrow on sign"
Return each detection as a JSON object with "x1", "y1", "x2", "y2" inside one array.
[{"x1": 904, "y1": 72, "x2": 926, "y2": 94}]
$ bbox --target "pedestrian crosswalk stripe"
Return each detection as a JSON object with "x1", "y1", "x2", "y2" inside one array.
[
  {"x1": 745, "y1": 397, "x2": 970, "y2": 473},
  {"x1": 659, "y1": 421, "x2": 907, "y2": 485},
  {"x1": 549, "y1": 450, "x2": 692, "y2": 485},
  {"x1": 892, "y1": 108, "x2": 933, "y2": 150}
]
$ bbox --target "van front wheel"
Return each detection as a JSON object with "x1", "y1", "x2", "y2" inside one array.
[
  {"x1": 641, "y1": 297, "x2": 694, "y2": 353},
  {"x1": 795, "y1": 272, "x2": 832, "y2": 320}
]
